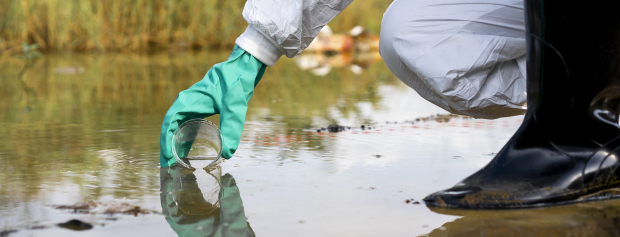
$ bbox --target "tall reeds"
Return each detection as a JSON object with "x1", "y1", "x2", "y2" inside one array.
[{"x1": 0, "y1": 0, "x2": 392, "y2": 53}]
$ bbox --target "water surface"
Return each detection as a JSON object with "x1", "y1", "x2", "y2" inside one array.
[{"x1": 1, "y1": 51, "x2": 619, "y2": 236}]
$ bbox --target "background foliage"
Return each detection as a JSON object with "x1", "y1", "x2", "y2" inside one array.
[{"x1": 0, "y1": 0, "x2": 392, "y2": 53}]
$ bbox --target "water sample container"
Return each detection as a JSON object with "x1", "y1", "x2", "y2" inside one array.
[{"x1": 172, "y1": 118, "x2": 222, "y2": 169}]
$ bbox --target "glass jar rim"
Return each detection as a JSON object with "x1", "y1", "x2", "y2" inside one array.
[{"x1": 171, "y1": 118, "x2": 222, "y2": 169}]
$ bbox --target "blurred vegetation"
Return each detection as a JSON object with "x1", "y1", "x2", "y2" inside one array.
[{"x1": 0, "y1": 0, "x2": 393, "y2": 54}]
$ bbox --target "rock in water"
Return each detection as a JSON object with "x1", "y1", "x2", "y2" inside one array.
[
  {"x1": 57, "y1": 219, "x2": 93, "y2": 231},
  {"x1": 327, "y1": 125, "x2": 345, "y2": 132}
]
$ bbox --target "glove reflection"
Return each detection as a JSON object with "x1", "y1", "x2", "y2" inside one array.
[{"x1": 160, "y1": 165, "x2": 254, "y2": 237}]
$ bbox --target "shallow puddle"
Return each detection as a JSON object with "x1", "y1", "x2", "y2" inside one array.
[{"x1": 0, "y1": 51, "x2": 617, "y2": 236}]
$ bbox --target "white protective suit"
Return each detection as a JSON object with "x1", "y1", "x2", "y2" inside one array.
[{"x1": 235, "y1": 0, "x2": 527, "y2": 119}]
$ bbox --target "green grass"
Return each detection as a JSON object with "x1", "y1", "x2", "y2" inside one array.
[{"x1": 0, "y1": 0, "x2": 392, "y2": 52}]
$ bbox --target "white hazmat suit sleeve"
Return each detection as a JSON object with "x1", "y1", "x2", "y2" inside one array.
[{"x1": 235, "y1": 0, "x2": 354, "y2": 66}]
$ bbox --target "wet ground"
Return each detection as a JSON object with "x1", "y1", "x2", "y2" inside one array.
[{"x1": 2, "y1": 51, "x2": 620, "y2": 236}]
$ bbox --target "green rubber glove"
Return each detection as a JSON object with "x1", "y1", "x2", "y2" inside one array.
[{"x1": 159, "y1": 45, "x2": 266, "y2": 167}]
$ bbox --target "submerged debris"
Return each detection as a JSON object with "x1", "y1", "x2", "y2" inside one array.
[
  {"x1": 315, "y1": 114, "x2": 470, "y2": 134},
  {"x1": 413, "y1": 114, "x2": 471, "y2": 123},
  {"x1": 327, "y1": 124, "x2": 345, "y2": 132},
  {"x1": 55, "y1": 203, "x2": 91, "y2": 213},
  {"x1": 316, "y1": 124, "x2": 373, "y2": 133},
  {"x1": 0, "y1": 230, "x2": 18, "y2": 236},
  {"x1": 405, "y1": 199, "x2": 421, "y2": 204},
  {"x1": 54, "y1": 201, "x2": 154, "y2": 216},
  {"x1": 106, "y1": 204, "x2": 149, "y2": 216},
  {"x1": 57, "y1": 219, "x2": 93, "y2": 231}
]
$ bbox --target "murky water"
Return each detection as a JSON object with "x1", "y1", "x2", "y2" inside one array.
[{"x1": 1, "y1": 51, "x2": 619, "y2": 236}]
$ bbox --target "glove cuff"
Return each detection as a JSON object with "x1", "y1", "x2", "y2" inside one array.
[{"x1": 236, "y1": 25, "x2": 284, "y2": 67}]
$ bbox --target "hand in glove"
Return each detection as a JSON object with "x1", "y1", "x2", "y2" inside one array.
[{"x1": 159, "y1": 46, "x2": 266, "y2": 167}]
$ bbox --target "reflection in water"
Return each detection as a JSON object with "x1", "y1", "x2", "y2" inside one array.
[
  {"x1": 160, "y1": 165, "x2": 254, "y2": 237},
  {"x1": 425, "y1": 201, "x2": 620, "y2": 237},
  {"x1": 0, "y1": 51, "x2": 396, "y2": 213}
]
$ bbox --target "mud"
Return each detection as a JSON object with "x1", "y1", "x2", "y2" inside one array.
[
  {"x1": 405, "y1": 199, "x2": 421, "y2": 204},
  {"x1": 459, "y1": 190, "x2": 515, "y2": 207},
  {"x1": 316, "y1": 114, "x2": 471, "y2": 134},
  {"x1": 426, "y1": 200, "x2": 620, "y2": 237}
]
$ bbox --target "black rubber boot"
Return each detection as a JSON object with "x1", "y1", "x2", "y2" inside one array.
[{"x1": 424, "y1": 1, "x2": 620, "y2": 209}]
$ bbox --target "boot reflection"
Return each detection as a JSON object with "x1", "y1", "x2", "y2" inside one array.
[
  {"x1": 425, "y1": 200, "x2": 620, "y2": 236},
  {"x1": 160, "y1": 165, "x2": 255, "y2": 237}
]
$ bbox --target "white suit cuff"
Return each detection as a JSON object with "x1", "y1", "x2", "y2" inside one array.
[{"x1": 235, "y1": 26, "x2": 284, "y2": 67}]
